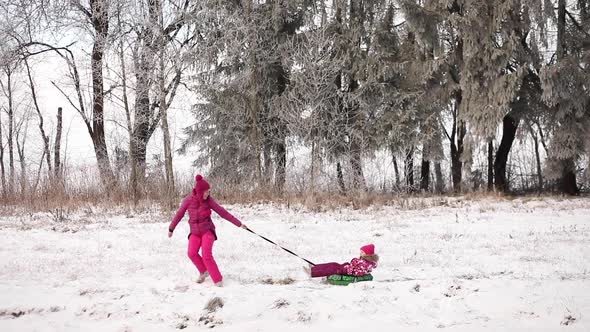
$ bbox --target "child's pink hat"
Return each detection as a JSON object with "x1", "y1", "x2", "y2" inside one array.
[{"x1": 360, "y1": 244, "x2": 375, "y2": 255}]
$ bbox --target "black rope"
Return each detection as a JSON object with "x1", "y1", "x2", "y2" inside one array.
[{"x1": 245, "y1": 227, "x2": 316, "y2": 266}]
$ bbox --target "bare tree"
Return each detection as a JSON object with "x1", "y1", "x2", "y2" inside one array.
[
  {"x1": 121, "y1": 0, "x2": 192, "y2": 202},
  {"x1": 0, "y1": 105, "x2": 5, "y2": 197},
  {"x1": 444, "y1": 97, "x2": 466, "y2": 193},
  {"x1": 11, "y1": 0, "x2": 116, "y2": 187},
  {"x1": 23, "y1": 57, "x2": 52, "y2": 175},
  {"x1": 487, "y1": 140, "x2": 493, "y2": 191},
  {"x1": 88, "y1": 0, "x2": 115, "y2": 186},
  {"x1": 526, "y1": 121, "x2": 543, "y2": 190},
  {"x1": 55, "y1": 0, "x2": 116, "y2": 186},
  {"x1": 54, "y1": 107, "x2": 62, "y2": 180},
  {"x1": 159, "y1": 46, "x2": 175, "y2": 201},
  {"x1": 404, "y1": 147, "x2": 415, "y2": 187},
  {"x1": 434, "y1": 162, "x2": 444, "y2": 194},
  {"x1": 0, "y1": 63, "x2": 16, "y2": 194},
  {"x1": 420, "y1": 150, "x2": 430, "y2": 191},
  {"x1": 494, "y1": 113, "x2": 519, "y2": 192},
  {"x1": 15, "y1": 113, "x2": 29, "y2": 196}
]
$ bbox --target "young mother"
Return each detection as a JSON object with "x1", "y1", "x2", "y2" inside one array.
[{"x1": 168, "y1": 175, "x2": 247, "y2": 287}]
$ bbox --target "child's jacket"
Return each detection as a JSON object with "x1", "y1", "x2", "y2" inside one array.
[{"x1": 343, "y1": 258, "x2": 377, "y2": 276}]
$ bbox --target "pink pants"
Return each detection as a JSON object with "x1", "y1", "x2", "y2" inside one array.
[
  {"x1": 311, "y1": 262, "x2": 347, "y2": 278},
  {"x1": 187, "y1": 231, "x2": 222, "y2": 283}
]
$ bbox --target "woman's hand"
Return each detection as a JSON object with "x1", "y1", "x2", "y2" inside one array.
[
  {"x1": 240, "y1": 224, "x2": 249, "y2": 230},
  {"x1": 168, "y1": 231, "x2": 173, "y2": 238}
]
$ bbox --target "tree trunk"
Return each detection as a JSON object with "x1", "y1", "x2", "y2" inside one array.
[
  {"x1": 349, "y1": 138, "x2": 365, "y2": 190},
  {"x1": 310, "y1": 140, "x2": 318, "y2": 193},
  {"x1": 160, "y1": 106, "x2": 175, "y2": 198},
  {"x1": 4, "y1": 67, "x2": 15, "y2": 194},
  {"x1": 16, "y1": 136, "x2": 26, "y2": 196},
  {"x1": 336, "y1": 162, "x2": 346, "y2": 194},
  {"x1": 118, "y1": 24, "x2": 133, "y2": 199},
  {"x1": 130, "y1": 136, "x2": 148, "y2": 201},
  {"x1": 262, "y1": 142, "x2": 272, "y2": 185},
  {"x1": 131, "y1": 45, "x2": 154, "y2": 199},
  {"x1": 528, "y1": 123, "x2": 544, "y2": 190},
  {"x1": 494, "y1": 114, "x2": 519, "y2": 193},
  {"x1": 91, "y1": 0, "x2": 114, "y2": 187},
  {"x1": 533, "y1": 135, "x2": 543, "y2": 191},
  {"x1": 581, "y1": 0, "x2": 589, "y2": 22},
  {"x1": 449, "y1": 93, "x2": 465, "y2": 193},
  {"x1": 420, "y1": 156, "x2": 430, "y2": 191},
  {"x1": 275, "y1": 138, "x2": 286, "y2": 193},
  {"x1": 487, "y1": 140, "x2": 494, "y2": 191},
  {"x1": 555, "y1": 0, "x2": 579, "y2": 195},
  {"x1": 0, "y1": 109, "x2": 5, "y2": 198},
  {"x1": 33, "y1": 149, "x2": 46, "y2": 193},
  {"x1": 54, "y1": 107, "x2": 63, "y2": 180},
  {"x1": 8, "y1": 95, "x2": 14, "y2": 194},
  {"x1": 270, "y1": 58, "x2": 289, "y2": 193},
  {"x1": 391, "y1": 150, "x2": 400, "y2": 187},
  {"x1": 1, "y1": 65, "x2": 16, "y2": 194},
  {"x1": 560, "y1": 159, "x2": 579, "y2": 195},
  {"x1": 557, "y1": 0, "x2": 567, "y2": 60},
  {"x1": 159, "y1": 34, "x2": 175, "y2": 201},
  {"x1": 405, "y1": 146, "x2": 414, "y2": 187},
  {"x1": 535, "y1": 122, "x2": 549, "y2": 155},
  {"x1": 24, "y1": 58, "x2": 52, "y2": 176},
  {"x1": 450, "y1": 144, "x2": 461, "y2": 192},
  {"x1": 434, "y1": 162, "x2": 444, "y2": 193},
  {"x1": 130, "y1": 0, "x2": 158, "y2": 199}
]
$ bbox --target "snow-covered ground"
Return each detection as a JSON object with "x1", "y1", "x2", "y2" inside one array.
[{"x1": 1, "y1": 197, "x2": 589, "y2": 331}]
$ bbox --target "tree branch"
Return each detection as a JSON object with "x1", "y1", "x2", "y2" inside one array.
[
  {"x1": 147, "y1": 67, "x2": 183, "y2": 136},
  {"x1": 163, "y1": 0, "x2": 190, "y2": 37},
  {"x1": 16, "y1": 41, "x2": 76, "y2": 59},
  {"x1": 566, "y1": 10, "x2": 590, "y2": 38},
  {"x1": 73, "y1": 1, "x2": 92, "y2": 19},
  {"x1": 441, "y1": 119, "x2": 452, "y2": 142},
  {"x1": 51, "y1": 81, "x2": 92, "y2": 135}
]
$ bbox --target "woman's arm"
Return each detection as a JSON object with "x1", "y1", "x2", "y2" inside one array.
[
  {"x1": 209, "y1": 198, "x2": 242, "y2": 227},
  {"x1": 169, "y1": 198, "x2": 189, "y2": 233}
]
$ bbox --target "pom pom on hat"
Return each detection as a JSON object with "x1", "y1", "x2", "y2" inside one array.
[{"x1": 195, "y1": 174, "x2": 210, "y2": 193}]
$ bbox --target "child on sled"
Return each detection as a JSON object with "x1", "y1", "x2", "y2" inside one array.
[{"x1": 304, "y1": 244, "x2": 379, "y2": 277}]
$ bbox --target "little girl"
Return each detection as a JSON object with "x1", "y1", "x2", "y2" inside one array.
[{"x1": 305, "y1": 244, "x2": 379, "y2": 277}]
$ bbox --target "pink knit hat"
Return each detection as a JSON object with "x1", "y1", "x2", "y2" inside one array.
[
  {"x1": 360, "y1": 244, "x2": 375, "y2": 255},
  {"x1": 195, "y1": 175, "x2": 210, "y2": 194}
]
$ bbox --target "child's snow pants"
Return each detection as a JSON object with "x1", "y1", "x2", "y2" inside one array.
[{"x1": 311, "y1": 262, "x2": 347, "y2": 277}]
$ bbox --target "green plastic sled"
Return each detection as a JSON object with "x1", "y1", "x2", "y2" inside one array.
[{"x1": 326, "y1": 274, "x2": 373, "y2": 286}]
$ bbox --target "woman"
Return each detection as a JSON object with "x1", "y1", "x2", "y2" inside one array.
[{"x1": 168, "y1": 175, "x2": 247, "y2": 287}]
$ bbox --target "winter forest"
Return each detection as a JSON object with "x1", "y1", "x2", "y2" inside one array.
[{"x1": 0, "y1": 0, "x2": 588, "y2": 207}]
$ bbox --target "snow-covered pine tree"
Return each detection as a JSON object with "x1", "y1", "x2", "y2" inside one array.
[
  {"x1": 402, "y1": 0, "x2": 549, "y2": 193},
  {"x1": 400, "y1": 0, "x2": 466, "y2": 192},
  {"x1": 540, "y1": 0, "x2": 590, "y2": 195},
  {"x1": 281, "y1": 0, "x2": 403, "y2": 192},
  {"x1": 181, "y1": 0, "x2": 312, "y2": 191}
]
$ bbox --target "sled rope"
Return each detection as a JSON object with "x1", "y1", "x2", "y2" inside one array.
[{"x1": 244, "y1": 227, "x2": 316, "y2": 266}]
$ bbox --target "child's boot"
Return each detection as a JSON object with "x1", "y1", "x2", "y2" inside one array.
[
  {"x1": 197, "y1": 271, "x2": 209, "y2": 284},
  {"x1": 303, "y1": 265, "x2": 311, "y2": 275}
]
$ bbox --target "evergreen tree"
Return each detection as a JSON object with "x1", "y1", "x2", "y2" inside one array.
[{"x1": 540, "y1": 0, "x2": 590, "y2": 195}]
